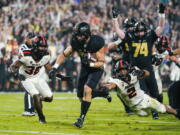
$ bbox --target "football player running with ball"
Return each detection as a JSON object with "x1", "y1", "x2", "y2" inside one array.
[
  {"x1": 102, "y1": 60, "x2": 180, "y2": 119},
  {"x1": 49, "y1": 22, "x2": 110, "y2": 128},
  {"x1": 10, "y1": 36, "x2": 53, "y2": 124}
]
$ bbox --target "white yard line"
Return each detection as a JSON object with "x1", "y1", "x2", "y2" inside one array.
[{"x1": 0, "y1": 130, "x2": 78, "y2": 135}]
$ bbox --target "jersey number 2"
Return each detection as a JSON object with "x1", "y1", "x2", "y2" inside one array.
[
  {"x1": 132, "y1": 42, "x2": 148, "y2": 57},
  {"x1": 127, "y1": 87, "x2": 137, "y2": 99}
]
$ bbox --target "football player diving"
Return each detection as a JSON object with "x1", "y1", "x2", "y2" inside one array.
[{"x1": 102, "y1": 59, "x2": 180, "y2": 119}]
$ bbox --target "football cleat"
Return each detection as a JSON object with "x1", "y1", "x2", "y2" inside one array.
[
  {"x1": 175, "y1": 109, "x2": 180, "y2": 119},
  {"x1": 106, "y1": 95, "x2": 112, "y2": 103},
  {"x1": 152, "y1": 112, "x2": 159, "y2": 120},
  {"x1": 73, "y1": 117, "x2": 84, "y2": 128},
  {"x1": 22, "y1": 111, "x2": 36, "y2": 116},
  {"x1": 39, "y1": 115, "x2": 47, "y2": 124}
]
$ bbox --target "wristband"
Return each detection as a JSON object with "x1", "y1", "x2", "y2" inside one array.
[
  {"x1": 53, "y1": 64, "x2": 59, "y2": 69},
  {"x1": 90, "y1": 62, "x2": 95, "y2": 67}
]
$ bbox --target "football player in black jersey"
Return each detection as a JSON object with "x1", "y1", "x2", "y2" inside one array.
[
  {"x1": 112, "y1": 3, "x2": 166, "y2": 119},
  {"x1": 49, "y1": 22, "x2": 107, "y2": 128}
]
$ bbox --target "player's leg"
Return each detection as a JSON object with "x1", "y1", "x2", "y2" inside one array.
[
  {"x1": 74, "y1": 68, "x2": 103, "y2": 128},
  {"x1": 154, "y1": 67, "x2": 163, "y2": 103},
  {"x1": 146, "y1": 67, "x2": 160, "y2": 119},
  {"x1": 168, "y1": 81, "x2": 180, "y2": 109},
  {"x1": 73, "y1": 67, "x2": 88, "y2": 128},
  {"x1": 22, "y1": 91, "x2": 36, "y2": 116},
  {"x1": 21, "y1": 78, "x2": 45, "y2": 123},
  {"x1": 37, "y1": 78, "x2": 53, "y2": 102}
]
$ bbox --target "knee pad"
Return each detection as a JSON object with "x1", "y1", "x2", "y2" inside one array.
[{"x1": 43, "y1": 96, "x2": 53, "y2": 102}]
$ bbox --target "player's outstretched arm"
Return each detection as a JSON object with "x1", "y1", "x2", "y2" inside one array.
[
  {"x1": 103, "y1": 82, "x2": 117, "y2": 90},
  {"x1": 49, "y1": 46, "x2": 73, "y2": 78},
  {"x1": 155, "y1": 3, "x2": 166, "y2": 36},
  {"x1": 107, "y1": 39, "x2": 122, "y2": 51},
  {"x1": 173, "y1": 48, "x2": 180, "y2": 55},
  {"x1": 112, "y1": 7, "x2": 125, "y2": 39}
]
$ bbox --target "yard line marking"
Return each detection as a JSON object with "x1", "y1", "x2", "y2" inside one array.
[{"x1": 0, "y1": 130, "x2": 79, "y2": 135}]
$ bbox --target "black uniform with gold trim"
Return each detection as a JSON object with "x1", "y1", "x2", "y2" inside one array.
[
  {"x1": 71, "y1": 34, "x2": 105, "y2": 98},
  {"x1": 123, "y1": 26, "x2": 159, "y2": 103}
]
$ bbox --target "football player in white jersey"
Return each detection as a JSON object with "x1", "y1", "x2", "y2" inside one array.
[
  {"x1": 10, "y1": 36, "x2": 53, "y2": 124},
  {"x1": 20, "y1": 32, "x2": 36, "y2": 116},
  {"x1": 102, "y1": 60, "x2": 180, "y2": 118},
  {"x1": 152, "y1": 36, "x2": 180, "y2": 103}
]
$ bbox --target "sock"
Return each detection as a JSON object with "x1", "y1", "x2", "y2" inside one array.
[{"x1": 80, "y1": 100, "x2": 91, "y2": 119}]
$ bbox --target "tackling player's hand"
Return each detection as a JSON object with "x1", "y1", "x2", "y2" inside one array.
[
  {"x1": 159, "y1": 3, "x2": 166, "y2": 14},
  {"x1": 131, "y1": 69, "x2": 145, "y2": 78},
  {"x1": 166, "y1": 48, "x2": 174, "y2": 56},
  {"x1": 152, "y1": 55, "x2": 163, "y2": 66},
  {"x1": 112, "y1": 6, "x2": 119, "y2": 18},
  {"x1": 48, "y1": 68, "x2": 57, "y2": 79}
]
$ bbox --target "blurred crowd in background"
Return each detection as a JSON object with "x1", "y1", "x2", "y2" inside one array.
[{"x1": 0, "y1": 0, "x2": 179, "y2": 91}]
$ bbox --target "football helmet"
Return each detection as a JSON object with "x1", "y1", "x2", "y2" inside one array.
[
  {"x1": 123, "y1": 17, "x2": 137, "y2": 29},
  {"x1": 134, "y1": 21, "x2": 147, "y2": 33},
  {"x1": 74, "y1": 22, "x2": 91, "y2": 43},
  {"x1": 114, "y1": 60, "x2": 130, "y2": 80},
  {"x1": 156, "y1": 36, "x2": 169, "y2": 53},
  {"x1": 32, "y1": 36, "x2": 48, "y2": 56}
]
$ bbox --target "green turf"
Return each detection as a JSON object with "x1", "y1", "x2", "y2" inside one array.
[{"x1": 0, "y1": 92, "x2": 180, "y2": 135}]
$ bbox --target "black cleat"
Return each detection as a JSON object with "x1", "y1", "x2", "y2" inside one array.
[
  {"x1": 152, "y1": 112, "x2": 159, "y2": 120},
  {"x1": 73, "y1": 117, "x2": 84, "y2": 128},
  {"x1": 176, "y1": 109, "x2": 180, "y2": 119},
  {"x1": 106, "y1": 95, "x2": 112, "y2": 102},
  {"x1": 39, "y1": 115, "x2": 47, "y2": 124}
]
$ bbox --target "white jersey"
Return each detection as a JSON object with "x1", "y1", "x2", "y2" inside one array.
[
  {"x1": 18, "y1": 46, "x2": 50, "y2": 78},
  {"x1": 108, "y1": 69, "x2": 145, "y2": 107}
]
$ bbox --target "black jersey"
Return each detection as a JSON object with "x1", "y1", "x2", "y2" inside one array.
[
  {"x1": 71, "y1": 35, "x2": 105, "y2": 64},
  {"x1": 124, "y1": 30, "x2": 158, "y2": 69}
]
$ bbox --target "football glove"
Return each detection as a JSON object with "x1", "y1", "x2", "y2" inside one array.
[
  {"x1": 48, "y1": 68, "x2": 57, "y2": 79},
  {"x1": 14, "y1": 72, "x2": 26, "y2": 81},
  {"x1": 112, "y1": 6, "x2": 119, "y2": 18},
  {"x1": 152, "y1": 55, "x2": 163, "y2": 66},
  {"x1": 159, "y1": 3, "x2": 166, "y2": 14},
  {"x1": 56, "y1": 74, "x2": 72, "y2": 81},
  {"x1": 131, "y1": 69, "x2": 145, "y2": 77}
]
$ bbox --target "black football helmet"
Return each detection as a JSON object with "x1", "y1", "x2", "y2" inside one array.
[
  {"x1": 123, "y1": 17, "x2": 137, "y2": 29},
  {"x1": 32, "y1": 36, "x2": 48, "y2": 56},
  {"x1": 156, "y1": 36, "x2": 169, "y2": 53},
  {"x1": 134, "y1": 21, "x2": 147, "y2": 34},
  {"x1": 74, "y1": 22, "x2": 91, "y2": 43},
  {"x1": 114, "y1": 60, "x2": 130, "y2": 80}
]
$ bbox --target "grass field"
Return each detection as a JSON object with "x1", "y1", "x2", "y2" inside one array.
[{"x1": 0, "y1": 92, "x2": 180, "y2": 135}]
